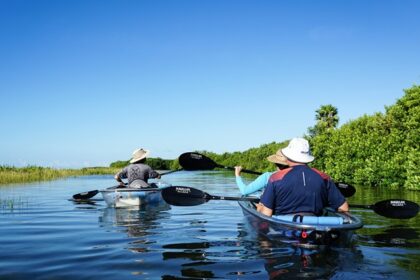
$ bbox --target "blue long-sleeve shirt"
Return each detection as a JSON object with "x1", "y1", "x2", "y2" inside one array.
[{"x1": 236, "y1": 172, "x2": 273, "y2": 195}]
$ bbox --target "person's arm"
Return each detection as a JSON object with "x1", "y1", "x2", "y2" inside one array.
[
  {"x1": 326, "y1": 179, "x2": 348, "y2": 212},
  {"x1": 258, "y1": 204, "x2": 273, "y2": 216},
  {"x1": 338, "y1": 201, "x2": 349, "y2": 212},
  {"x1": 115, "y1": 168, "x2": 128, "y2": 186},
  {"x1": 150, "y1": 170, "x2": 161, "y2": 179},
  {"x1": 235, "y1": 168, "x2": 272, "y2": 195},
  {"x1": 257, "y1": 181, "x2": 276, "y2": 217},
  {"x1": 147, "y1": 166, "x2": 161, "y2": 179}
]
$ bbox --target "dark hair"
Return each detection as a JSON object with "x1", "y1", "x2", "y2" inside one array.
[
  {"x1": 275, "y1": 163, "x2": 288, "y2": 170},
  {"x1": 134, "y1": 158, "x2": 146, "y2": 164}
]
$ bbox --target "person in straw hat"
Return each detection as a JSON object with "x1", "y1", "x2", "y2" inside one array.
[
  {"x1": 114, "y1": 148, "x2": 161, "y2": 188},
  {"x1": 234, "y1": 149, "x2": 289, "y2": 196},
  {"x1": 258, "y1": 137, "x2": 349, "y2": 217}
]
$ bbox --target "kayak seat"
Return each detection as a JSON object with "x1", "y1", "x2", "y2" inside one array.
[{"x1": 272, "y1": 215, "x2": 344, "y2": 225}]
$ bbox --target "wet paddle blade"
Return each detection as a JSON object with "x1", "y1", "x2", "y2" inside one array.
[
  {"x1": 179, "y1": 152, "x2": 262, "y2": 175},
  {"x1": 161, "y1": 186, "x2": 209, "y2": 206},
  {"x1": 373, "y1": 199, "x2": 419, "y2": 219},
  {"x1": 161, "y1": 186, "x2": 260, "y2": 206},
  {"x1": 72, "y1": 190, "x2": 99, "y2": 200},
  {"x1": 335, "y1": 182, "x2": 356, "y2": 198},
  {"x1": 178, "y1": 152, "x2": 219, "y2": 171}
]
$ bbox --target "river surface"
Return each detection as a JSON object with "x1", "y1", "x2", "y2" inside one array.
[{"x1": 0, "y1": 171, "x2": 419, "y2": 279}]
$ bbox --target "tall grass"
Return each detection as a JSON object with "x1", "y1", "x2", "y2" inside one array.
[
  {"x1": 0, "y1": 165, "x2": 120, "y2": 185},
  {"x1": 0, "y1": 197, "x2": 28, "y2": 211}
]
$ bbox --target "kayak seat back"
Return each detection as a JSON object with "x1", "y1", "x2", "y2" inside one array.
[{"x1": 273, "y1": 214, "x2": 344, "y2": 225}]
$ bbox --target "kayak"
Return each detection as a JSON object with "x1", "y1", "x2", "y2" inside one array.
[
  {"x1": 238, "y1": 200, "x2": 363, "y2": 249},
  {"x1": 100, "y1": 182, "x2": 171, "y2": 208}
]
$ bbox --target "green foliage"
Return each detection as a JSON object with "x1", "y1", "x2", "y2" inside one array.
[
  {"x1": 309, "y1": 85, "x2": 420, "y2": 190},
  {"x1": 109, "y1": 158, "x2": 173, "y2": 170},
  {"x1": 109, "y1": 160, "x2": 129, "y2": 168},
  {"x1": 147, "y1": 158, "x2": 173, "y2": 170},
  {"x1": 201, "y1": 141, "x2": 289, "y2": 172}
]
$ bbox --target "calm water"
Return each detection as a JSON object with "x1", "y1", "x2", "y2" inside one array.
[{"x1": 0, "y1": 171, "x2": 419, "y2": 280}]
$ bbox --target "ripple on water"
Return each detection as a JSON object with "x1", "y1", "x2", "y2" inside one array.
[{"x1": 0, "y1": 175, "x2": 419, "y2": 279}]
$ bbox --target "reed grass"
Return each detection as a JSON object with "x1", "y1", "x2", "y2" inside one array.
[
  {"x1": 0, "y1": 165, "x2": 120, "y2": 185},
  {"x1": 0, "y1": 197, "x2": 28, "y2": 210}
]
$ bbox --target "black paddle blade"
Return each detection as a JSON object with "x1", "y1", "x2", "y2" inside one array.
[
  {"x1": 161, "y1": 186, "x2": 209, "y2": 206},
  {"x1": 335, "y1": 182, "x2": 356, "y2": 198},
  {"x1": 373, "y1": 199, "x2": 419, "y2": 219},
  {"x1": 178, "y1": 152, "x2": 218, "y2": 171},
  {"x1": 72, "y1": 190, "x2": 99, "y2": 200}
]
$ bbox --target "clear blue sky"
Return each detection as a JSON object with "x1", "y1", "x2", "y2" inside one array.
[{"x1": 1, "y1": 0, "x2": 419, "y2": 168}]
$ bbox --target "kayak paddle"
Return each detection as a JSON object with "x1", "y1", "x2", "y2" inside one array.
[
  {"x1": 351, "y1": 199, "x2": 419, "y2": 219},
  {"x1": 72, "y1": 168, "x2": 182, "y2": 200},
  {"x1": 179, "y1": 152, "x2": 261, "y2": 175},
  {"x1": 161, "y1": 186, "x2": 260, "y2": 206},
  {"x1": 178, "y1": 152, "x2": 356, "y2": 198},
  {"x1": 162, "y1": 186, "x2": 419, "y2": 219}
]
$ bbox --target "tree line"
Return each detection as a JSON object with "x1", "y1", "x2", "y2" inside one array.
[{"x1": 110, "y1": 85, "x2": 419, "y2": 190}]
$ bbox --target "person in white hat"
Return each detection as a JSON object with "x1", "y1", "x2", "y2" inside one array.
[
  {"x1": 234, "y1": 149, "x2": 289, "y2": 196},
  {"x1": 258, "y1": 138, "x2": 349, "y2": 217},
  {"x1": 114, "y1": 148, "x2": 161, "y2": 188}
]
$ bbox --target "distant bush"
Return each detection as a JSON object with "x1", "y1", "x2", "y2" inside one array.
[{"x1": 109, "y1": 158, "x2": 173, "y2": 170}]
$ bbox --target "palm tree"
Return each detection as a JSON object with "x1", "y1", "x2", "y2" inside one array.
[
  {"x1": 308, "y1": 104, "x2": 339, "y2": 137},
  {"x1": 315, "y1": 104, "x2": 339, "y2": 129}
]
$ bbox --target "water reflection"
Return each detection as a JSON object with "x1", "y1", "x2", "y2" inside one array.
[
  {"x1": 236, "y1": 217, "x2": 367, "y2": 279},
  {"x1": 358, "y1": 225, "x2": 419, "y2": 248},
  {"x1": 99, "y1": 203, "x2": 170, "y2": 229},
  {"x1": 154, "y1": 220, "x2": 366, "y2": 279},
  {"x1": 254, "y1": 236, "x2": 364, "y2": 279},
  {"x1": 1, "y1": 175, "x2": 420, "y2": 279},
  {"x1": 159, "y1": 239, "x2": 263, "y2": 279},
  {"x1": 89, "y1": 176, "x2": 420, "y2": 279},
  {"x1": 99, "y1": 203, "x2": 171, "y2": 256}
]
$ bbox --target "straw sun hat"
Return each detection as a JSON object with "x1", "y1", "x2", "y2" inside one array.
[
  {"x1": 267, "y1": 149, "x2": 288, "y2": 166},
  {"x1": 281, "y1": 138, "x2": 315, "y2": 163},
  {"x1": 130, "y1": 148, "x2": 150, "y2": 163}
]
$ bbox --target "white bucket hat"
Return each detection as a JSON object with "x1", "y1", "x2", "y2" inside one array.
[
  {"x1": 281, "y1": 138, "x2": 315, "y2": 163},
  {"x1": 130, "y1": 148, "x2": 150, "y2": 163}
]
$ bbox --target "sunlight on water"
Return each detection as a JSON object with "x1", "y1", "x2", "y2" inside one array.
[{"x1": 0, "y1": 172, "x2": 419, "y2": 279}]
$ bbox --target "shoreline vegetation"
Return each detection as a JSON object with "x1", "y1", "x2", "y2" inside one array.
[
  {"x1": 1, "y1": 85, "x2": 418, "y2": 190},
  {"x1": 0, "y1": 166, "x2": 120, "y2": 185}
]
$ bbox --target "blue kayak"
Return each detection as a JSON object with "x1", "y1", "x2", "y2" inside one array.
[{"x1": 238, "y1": 200, "x2": 363, "y2": 248}]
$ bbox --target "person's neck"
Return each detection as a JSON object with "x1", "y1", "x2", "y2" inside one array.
[{"x1": 287, "y1": 161, "x2": 306, "y2": 167}]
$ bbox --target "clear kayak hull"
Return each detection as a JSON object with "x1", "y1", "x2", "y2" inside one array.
[
  {"x1": 238, "y1": 200, "x2": 363, "y2": 248},
  {"x1": 100, "y1": 182, "x2": 171, "y2": 208}
]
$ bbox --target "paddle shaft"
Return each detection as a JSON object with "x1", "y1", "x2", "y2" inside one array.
[
  {"x1": 349, "y1": 204, "x2": 373, "y2": 209},
  {"x1": 178, "y1": 152, "x2": 356, "y2": 197},
  {"x1": 160, "y1": 169, "x2": 183, "y2": 176},
  {"x1": 161, "y1": 186, "x2": 260, "y2": 206},
  {"x1": 206, "y1": 194, "x2": 260, "y2": 202},
  {"x1": 162, "y1": 186, "x2": 418, "y2": 219}
]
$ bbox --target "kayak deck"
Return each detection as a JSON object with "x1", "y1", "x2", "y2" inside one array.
[{"x1": 238, "y1": 200, "x2": 363, "y2": 248}]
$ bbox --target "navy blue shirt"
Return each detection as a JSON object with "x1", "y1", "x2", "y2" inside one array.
[{"x1": 260, "y1": 165, "x2": 345, "y2": 216}]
